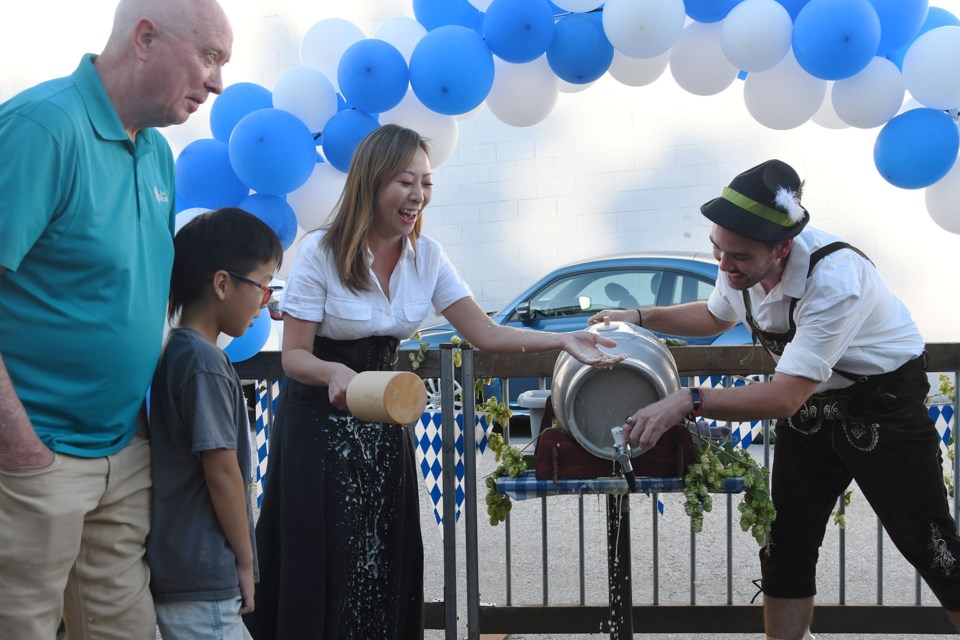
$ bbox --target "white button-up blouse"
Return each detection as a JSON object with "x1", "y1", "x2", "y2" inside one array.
[{"x1": 280, "y1": 231, "x2": 472, "y2": 342}]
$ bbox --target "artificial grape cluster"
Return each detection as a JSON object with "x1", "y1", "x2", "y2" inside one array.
[
  {"x1": 485, "y1": 432, "x2": 526, "y2": 526},
  {"x1": 682, "y1": 441, "x2": 776, "y2": 546}
]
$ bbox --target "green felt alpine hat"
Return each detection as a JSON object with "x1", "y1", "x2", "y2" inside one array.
[{"x1": 700, "y1": 159, "x2": 810, "y2": 242}]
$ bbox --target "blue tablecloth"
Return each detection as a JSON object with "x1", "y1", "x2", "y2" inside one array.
[{"x1": 496, "y1": 470, "x2": 744, "y2": 501}]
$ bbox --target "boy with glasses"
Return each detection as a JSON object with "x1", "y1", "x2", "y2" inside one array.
[{"x1": 147, "y1": 208, "x2": 281, "y2": 639}]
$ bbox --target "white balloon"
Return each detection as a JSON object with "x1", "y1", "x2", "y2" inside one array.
[
  {"x1": 896, "y1": 94, "x2": 923, "y2": 115},
  {"x1": 287, "y1": 162, "x2": 347, "y2": 232},
  {"x1": 272, "y1": 66, "x2": 338, "y2": 134},
  {"x1": 175, "y1": 207, "x2": 210, "y2": 234},
  {"x1": 670, "y1": 22, "x2": 739, "y2": 97},
  {"x1": 926, "y1": 156, "x2": 960, "y2": 234},
  {"x1": 486, "y1": 55, "x2": 559, "y2": 127},
  {"x1": 381, "y1": 90, "x2": 460, "y2": 167},
  {"x1": 455, "y1": 102, "x2": 487, "y2": 120},
  {"x1": 216, "y1": 332, "x2": 233, "y2": 350},
  {"x1": 902, "y1": 26, "x2": 960, "y2": 110},
  {"x1": 743, "y1": 49, "x2": 827, "y2": 130},
  {"x1": 553, "y1": 0, "x2": 604, "y2": 12},
  {"x1": 720, "y1": 0, "x2": 791, "y2": 72},
  {"x1": 811, "y1": 84, "x2": 849, "y2": 129},
  {"x1": 558, "y1": 78, "x2": 595, "y2": 93},
  {"x1": 608, "y1": 49, "x2": 669, "y2": 86},
  {"x1": 467, "y1": 0, "x2": 494, "y2": 10},
  {"x1": 299, "y1": 19, "x2": 365, "y2": 93},
  {"x1": 602, "y1": 0, "x2": 686, "y2": 59},
  {"x1": 832, "y1": 57, "x2": 905, "y2": 129},
  {"x1": 275, "y1": 227, "x2": 307, "y2": 280},
  {"x1": 373, "y1": 16, "x2": 427, "y2": 63}
]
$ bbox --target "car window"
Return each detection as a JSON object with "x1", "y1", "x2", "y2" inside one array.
[
  {"x1": 659, "y1": 272, "x2": 714, "y2": 305},
  {"x1": 529, "y1": 269, "x2": 662, "y2": 317}
]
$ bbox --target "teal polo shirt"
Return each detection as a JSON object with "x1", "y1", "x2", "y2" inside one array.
[{"x1": 0, "y1": 55, "x2": 175, "y2": 457}]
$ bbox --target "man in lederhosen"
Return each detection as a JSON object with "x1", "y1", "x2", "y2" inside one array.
[{"x1": 589, "y1": 159, "x2": 960, "y2": 640}]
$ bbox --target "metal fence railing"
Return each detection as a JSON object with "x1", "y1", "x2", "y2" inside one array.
[{"x1": 235, "y1": 344, "x2": 960, "y2": 638}]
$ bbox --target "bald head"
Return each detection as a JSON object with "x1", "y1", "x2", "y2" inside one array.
[
  {"x1": 107, "y1": 0, "x2": 230, "y2": 52},
  {"x1": 97, "y1": 0, "x2": 232, "y2": 137}
]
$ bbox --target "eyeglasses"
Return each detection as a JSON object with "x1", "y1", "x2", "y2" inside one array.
[{"x1": 227, "y1": 271, "x2": 275, "y2": 306}]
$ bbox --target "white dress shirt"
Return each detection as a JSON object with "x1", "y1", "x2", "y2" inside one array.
[
  {"x1": 707, "y1": 227, "x2": 924, "y2": 391},
  {"x1": 280, "y1": 231, "x2": 472, "y2": 341}
]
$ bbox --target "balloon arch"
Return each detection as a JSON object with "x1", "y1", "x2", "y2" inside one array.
[{"x1": 176, "y1": 0, "x2": 960, "y2": 358}]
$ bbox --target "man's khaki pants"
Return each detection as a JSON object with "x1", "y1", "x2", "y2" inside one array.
[{"x1": 0, "y1": 437, "x2": 155, "y2": 639}]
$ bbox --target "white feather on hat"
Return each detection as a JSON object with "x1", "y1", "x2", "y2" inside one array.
[{"x1": 774, "y1": 186, "x2": 804, "y2": 224}]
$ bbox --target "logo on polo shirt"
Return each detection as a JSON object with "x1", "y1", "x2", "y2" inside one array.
[{"x1": 153, "y1": 187, "x2": 169, "y2": 203}]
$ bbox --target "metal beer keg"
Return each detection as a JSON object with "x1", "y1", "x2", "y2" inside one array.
[{"x1": 551, "y1": 320, "x2": 680, "y2": 460}]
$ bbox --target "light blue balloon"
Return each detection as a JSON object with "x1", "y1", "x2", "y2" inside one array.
[
  {"x1": 546, "y1": 13, "x2": 613, "y2": 85},
  {"x1": 228, "y1": 109, "x2": 317, "y2": 196},
  {"x1": 792, "y1": 0, "x2": 881, "y2": 80},
  {"x1": 409, "y1": 25, "x2": 494, "y2": 116},
  {"x1": 685, "y1": 0, "x2": 743, "y2": 23},
  {"x1": 321, "y1": 110, "x2": 380, "y2": 173},
  {"x1": 887, "y1": 7, "x2": 960, "y2": 69},
  {"x1": 210, "y1": 83, "x2": 273, "y2": 144},
  {"x1": 413, "y1": 0, "x2": 482, "y2": 32},
  {"x1": 483, "y1": 0, "x2": 555, "y2": 64},
  {"x1": 238, "y1": 194, "x2": 298, "y2": 251},
  {"x1": 868, "y1": 0, "x2": 928, "y2": 56},
  {"x1": 175, "y1": 139, "x2": 248, "y2": 209},
  {"x1": 873, "y1": 108, "x2": 960, "y2": 189},
  {"x1": 338, "y1": 39, "x2": 409, "y2": 115},
  {"x1": 224, "y1": 307, "x2": 272, "y2": 363}
]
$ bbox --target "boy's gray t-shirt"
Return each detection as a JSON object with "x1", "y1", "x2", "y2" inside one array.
[{"x1": 148, "y1": 327, "x2": 259, "y2": 602}]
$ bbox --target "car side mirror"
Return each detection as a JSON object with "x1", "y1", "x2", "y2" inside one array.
[{"x1": 516, "y1": 301, "x2": 534, "y2": 321}]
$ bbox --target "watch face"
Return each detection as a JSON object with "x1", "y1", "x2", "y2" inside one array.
[{"x1": 690, "y1": 387, "x2": 702, "y2": 413}]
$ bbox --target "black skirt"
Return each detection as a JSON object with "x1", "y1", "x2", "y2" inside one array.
[{"x1": 245, "y1": 336, "x2": 423, "y2": 640}]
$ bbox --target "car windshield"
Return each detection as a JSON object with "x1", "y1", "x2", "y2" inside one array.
[{"x1": 527, "y1": 267, "x2": 713, "y2": 318}]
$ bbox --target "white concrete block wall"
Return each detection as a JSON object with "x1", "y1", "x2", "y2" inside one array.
[{"x1": 4, "y1": 0, "x2": 960, "y2": 339}]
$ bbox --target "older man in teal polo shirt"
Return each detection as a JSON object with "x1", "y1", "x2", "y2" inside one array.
[{"x1": 0, "y1": 1, "x2": 232, "y2": 637}]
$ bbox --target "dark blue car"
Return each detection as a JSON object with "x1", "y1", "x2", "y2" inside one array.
[{"x1": 401, "y1": 251, "x2": 751, "y2": 422}]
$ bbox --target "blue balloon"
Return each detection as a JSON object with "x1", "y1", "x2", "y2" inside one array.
[
  {"x1": 175, "y1": 190, "x2": 195, "y2": 214},
  {"x1": 209, "y1": 83, "x2": 273, "y2": 144},
  {"x1": 321, "y1": 110, "x2": 380, "y2": 173},
  {"x1": 224, "y1": 307, "x2": 272, "y2": 363},
  {"x1": 413, "y1": 0, "x2": 482, "y2": 32},
  {"x1": 792, "y1": 0, "x2": 881, "y2": 80},
  {"x1": 409, "y1": 25, "x2": 495, "y2": 116},
  {"x1": 774, "y1": 0, "x2": 811, "y2": 20},
  {"x1": 887, "y1": 7, "x2": 960, "y2": 69},
  {"x1": 869, "y1": 0, "x2": 928, "y2": 56},
  {"x1": 484, "y1": 0, "x2": 556, "y2": 64},
  {"x1": 545, "y1": 0, "x2": 565, "y2": 13},
  {"x1": 684, "y1": 0, "x2": 743, "y2": 23},
  {"x1": 546, "y1": 13, "x2": 613, "y2": 84},
  {"x1": 238, "y1": 194, "x2": 298, "y2": 250},
  {"x1": 228, "y1": 109, "x2": 317, "y2": 196},
  {"x1": 338, "y1": 39, "x2": 409, "y2": 115},
  {"x1": 175, "y1": 139, "x2": 248, "y2": 209},
  {"x1": 873, "y1": 108, "x2": 960, "y2": 189}
]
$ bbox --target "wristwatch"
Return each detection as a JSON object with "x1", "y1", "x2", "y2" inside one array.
[{"x1": 688, "y1": 387, "x2": 702, "y2": 420}]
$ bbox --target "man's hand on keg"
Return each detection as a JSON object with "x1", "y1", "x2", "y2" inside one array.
[{"x1": 622, "y1": 389, "x2": 692, "y2": 449}]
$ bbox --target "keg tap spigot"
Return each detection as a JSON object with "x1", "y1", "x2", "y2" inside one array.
[{"x1": 610, "y1": 425, "x2": 638, "y2": 492}]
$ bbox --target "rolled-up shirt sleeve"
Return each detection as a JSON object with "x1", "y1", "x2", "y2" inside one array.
[
  {"x1": 431, "y1": 246, "x2": 472, "y2": 313},
  {"x1": 279, "y1": 233, "x2": 328, "y2": 323},
  {"x1": 707, "y1": 284, "x2": 741, "y2": 325}
]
